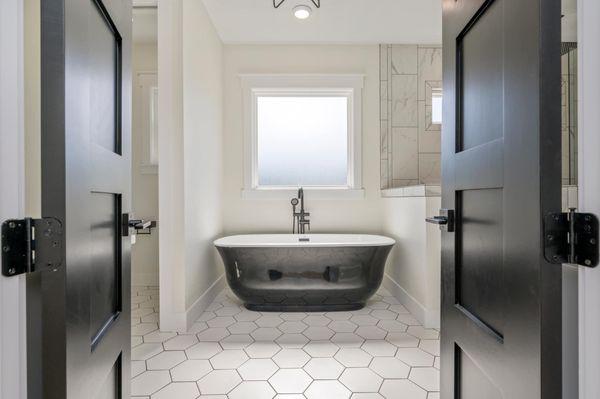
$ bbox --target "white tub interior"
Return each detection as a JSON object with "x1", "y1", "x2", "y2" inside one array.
[{"x1": 214, "y1": 234, "x2": 395, "y2": 248}]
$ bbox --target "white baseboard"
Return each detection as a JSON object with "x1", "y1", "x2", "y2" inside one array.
[
  {"x1": 132, "y1": 272, "x2": 159, "y2": 287},
  {"x1": 185, "y1": 274, "x2": 226, "y2": 331},
  {"x1": 383, "y1": 274, "x2": 440, "y2": 329},
  {"x1": 160, "y1": 274, "x2": 226, "y2": 333}
]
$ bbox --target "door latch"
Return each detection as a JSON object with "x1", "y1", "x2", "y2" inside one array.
[
  {"x1": 426, "y1": 209, "x2": 455, "y2": 232},
  {"x1": 1, "y1": 218, "x2": 63, "y2": 277},
  {"x1": 544, "y1": 208, "x2": 599, "y2": 267}
]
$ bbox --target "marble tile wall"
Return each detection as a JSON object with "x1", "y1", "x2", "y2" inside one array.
[
  {"x1": 380, "y1": 45, "x2": 442, "y2": 190},
  {"x1": 561, "y1": 48, "x2": 578, "y2": 186}
]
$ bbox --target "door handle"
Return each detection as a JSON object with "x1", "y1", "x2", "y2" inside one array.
[
  {"x1": 425, "y1": 209, "x2": 455, "y2": 232},
  {"x1": 426, "y1": 216, "x2": 448, "y2": 225},
  {"x1": 129, "y1": 219, "x2": 152, "y2": 230}
]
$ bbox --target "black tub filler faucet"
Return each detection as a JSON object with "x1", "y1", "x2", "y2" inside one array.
[{"x1": 291, "y1": 187, "x2": 310, "y2": 234}]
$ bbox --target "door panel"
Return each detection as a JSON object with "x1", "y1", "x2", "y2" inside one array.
[
  {"x1": 441, "y1": 0, "x2": 562, "y2": 398},
  {"x1": 35, "y1": 0, "x2": 132, "y2": 397},
  {"x1": 90, "y1": 192, "x2": 122, "y2": 347},
  {"x1": 457, "y1": 188, "x2": 504, "y2": 338},
  {"x1": 457, "y1": 346, "x2": 503, "y2": 399},
  {"x1": 458, "y1": 0, "x2": 504, "y2": 152},
  {"x1": 89, "y1": 0, "x2": 122, "y2": 154}
]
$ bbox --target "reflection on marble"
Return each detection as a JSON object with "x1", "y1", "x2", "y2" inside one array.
[
  {"x1": 380, "y1": 44, "x2": 442, "y2": 189},
  {"x1": 380, "y1": 81, "x2": 389, "y2": 121},
  {"x1": 561, "y1": 49, "x2": 578, "y2": 186},
  {"x1": 380, "y1": 45, "x2": 389, "y2": 81},
  {"x1": 381, "y1": 159, "x2": 389, "y2": 189},
  {"x1": 391, "y1": 45, "x2": 418, "y2": 75},
  {"x1": 391, "y1": 75, "x2": 418, "y2": 127},
  {"x1": 417, "y1": 47, "x2": 442, "y2": 101},
  {"x1": 381, "y1": 121, "x2": 389, "y2": 157},
  {"x1": 562, "y1": 128, "x2": 570, "y2": 185},
  {"x1": 418, "y1": 154, "x2": 441, "y2": 184},
  {"x1": 419, "y1": 102, "x2": 441, "y2": 153},
  {"x1": 392, "y1": 128, "x2": 418, "y2": 180}
]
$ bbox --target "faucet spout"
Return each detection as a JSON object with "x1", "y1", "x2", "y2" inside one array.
[
  {"x1": 298, "y1": 187, "x2": 304, "y2": 213},
  {"x1": 292, "y1": 187, "x2": 310, "y2": 234}
]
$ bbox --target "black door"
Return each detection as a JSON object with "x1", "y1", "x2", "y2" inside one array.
[
  {"x1": 30, "y1": 0, "x2": 132, "y2": 397},
  {"x1": 440, "y1": 0, "x2": 561, "y2": 398}
]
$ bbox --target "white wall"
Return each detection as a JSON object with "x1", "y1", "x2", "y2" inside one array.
[
  {"x1": 0, "y1": 0, "x2": 27, "y2": 396},
  {"x1": 132, "y1": 43, "x2": 159, "y2": 286},
  {"x1": 381, "y1": 196, "x2": 441, "y2": 328},
  {"x1": 222, "y1": 45, "x2": 382, "y2": 235},
  {"x1": 158, "y1": 0, "x2": 224, "y2": 332},
  {"x1": 578, "y1": 0, "x2": 600, "y2": 397}
]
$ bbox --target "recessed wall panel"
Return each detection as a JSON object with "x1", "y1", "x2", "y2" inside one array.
[
  {"x1": 456, "y1": 345, "x2": 502, "y2": 399},
  {"x1": 456, "y1": 189, "x2": 504, "y2": 337},
  {"x1": 458, "y1": 0, "x2": 504, "y2": 151},
  {"x1": 90, "y1": 193, "x2": 122, "y2": 346},
  {"x1": 89, "y1": 0, "x2": 122, "y2": 154},
  {"x1": 94, "y1": 354, "x2": 121, "y2": 399}
]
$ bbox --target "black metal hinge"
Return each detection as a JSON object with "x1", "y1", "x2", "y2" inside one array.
[
  {"x1": 1, "y1": 218, "x2": 63, "y2": 277},
  {"x1": 544, "y1": 209, "x2": 599, "y2": 267}
]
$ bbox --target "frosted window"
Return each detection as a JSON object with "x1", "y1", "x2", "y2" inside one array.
[
  {"x1": 257, "y1": 96, "x2": 348, "y2": 187},
  {"x1": 431, "y1": 89, "x2": 443, "y2": 124}
]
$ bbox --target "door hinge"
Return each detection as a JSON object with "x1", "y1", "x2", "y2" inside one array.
[
  {"x1": 1, "y1": 217, "x2": 63, "y2": 277},
  {"x1": 544, "y1": 209, "x2": 599, "y2": 267}
]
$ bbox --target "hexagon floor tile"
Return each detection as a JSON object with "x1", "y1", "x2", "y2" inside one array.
[
  {"x1": 269, "y1": 369, "x2": 313, "y2": 393},
  {"x1": 130, "y1": 285, "x2": 440, "y2": 398},
  {"x1": 229, "y1": 381, "x2": 276, "y2": 399}
]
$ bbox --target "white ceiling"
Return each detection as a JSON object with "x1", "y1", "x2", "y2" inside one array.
[{"x1": 201, "y1": 0, "x2": 442, "y2": 44}]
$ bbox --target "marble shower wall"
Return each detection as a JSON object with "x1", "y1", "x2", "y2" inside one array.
[
  {"x1": 380, "y1": 45, "x2": 442, "y2": 190},
  {"x1": 561, "y1": 47, "x2": 578, "y2": 186}
]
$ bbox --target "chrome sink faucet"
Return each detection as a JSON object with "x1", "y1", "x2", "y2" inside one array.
[{"x1": 291, "y1": 187, "x2": 310, "y2": 234}]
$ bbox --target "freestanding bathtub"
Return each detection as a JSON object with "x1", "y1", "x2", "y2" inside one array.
[{"x1": 214, "y1": 234, "x2": 395, "y2": 312}]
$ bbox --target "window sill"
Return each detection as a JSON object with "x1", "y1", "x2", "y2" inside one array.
[
  {"x1": 381, "y1": 184, "x2": 441, "y2": 198},
  {"x1": 242, "y1": 188, "x2": 366, "y2": 200}
]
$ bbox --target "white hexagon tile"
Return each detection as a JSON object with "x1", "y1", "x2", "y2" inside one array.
[{"x1": 130, "y1": 285, "x2": 440, "y2": 398}]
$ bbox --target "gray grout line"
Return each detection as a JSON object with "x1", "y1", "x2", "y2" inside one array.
[{"x1": 132, "y1": 288, "x2": 439, "y2": 398}]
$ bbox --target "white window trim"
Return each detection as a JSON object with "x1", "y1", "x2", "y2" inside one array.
[
  {"x1": 240, "y1": 74, "x2": 365, "y2": 200},
  {"x1": 136, "y1": 71, "x2": 158, "y2": 175}
]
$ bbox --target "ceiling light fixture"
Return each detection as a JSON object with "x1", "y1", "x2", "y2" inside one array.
[
  {"x1": 273, "y1": 0, "x2": 321, "y2": 9},
  {"x1": 293, "y1": 5, "x2": 312, "y2": 19}
]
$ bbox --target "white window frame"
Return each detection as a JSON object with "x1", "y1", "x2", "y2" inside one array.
[{"x1": 240, "y1": 74, "x2": 365, "y2": 200}]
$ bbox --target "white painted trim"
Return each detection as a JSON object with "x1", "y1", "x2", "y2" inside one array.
[
  {"x1": 185, "y1": 275, "x2": 226, "y2": 330},
  {"x1": 240, "y1": 74, "x2": 364, "y2": 196},
  {"x1": 241, "y1": 188, "x2": 365, "y2": 200},
  {"x1": 381, "y1": 185, "x2": 442, "y2": 198},
  {"x1": 160, "y1": 275, "x2": 226, "y2": 333},
  {"x1": 578, "y1": 0, "x2": 600, "y2": 397},
  {"x1": 0, "y1": 0, "x2": 27, "y2": 396},
  {"x1": 383, "y1": 274, "x2": 440, "y2": 329},
  {"x1": 135, "y1": 72, "x2": 159, "y2": 174},
  {"x1": 133, "y1": 0, "x2": 158, "y2": 7}
]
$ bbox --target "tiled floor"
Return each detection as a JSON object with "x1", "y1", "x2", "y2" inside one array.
[{"x1": 131, "y1": 285, "x2": 440, "y2": 399}]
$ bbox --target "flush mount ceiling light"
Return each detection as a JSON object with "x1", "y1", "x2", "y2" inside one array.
[
  {"x1": 273, "y1": 0, "x2": 321, "y2": 10},
  {"x1": 293, "y1": 5, "x2": 312, "y2": 19}
]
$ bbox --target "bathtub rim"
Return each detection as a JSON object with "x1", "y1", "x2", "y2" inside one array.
[{"x1": 214, "y1": 233, "x2": 395, "y2": 248}]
